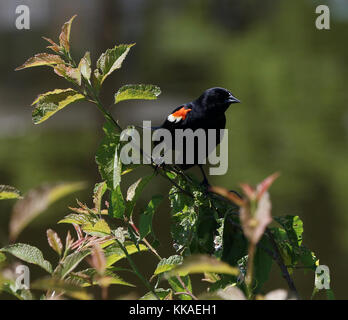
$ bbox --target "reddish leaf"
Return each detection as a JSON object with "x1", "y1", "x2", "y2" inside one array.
[
  {"x1": 47, "y1": 229, "x2": 63, "y2": 256},
  {"x1": 209, "y1": 186, "x2": 245, "y2": 207},
  {"x1": 59, "y1": 15, "x2": 77, "y2": 52},
  {"x1": 42, "y1": 37, "x2": 61, "y2": 53},
  {"x1": 256, "y1": 172, "x2": 280, "y2": 200},
  {"x1": 89, "y1": 244, "x2": 106, "y2": 275}
]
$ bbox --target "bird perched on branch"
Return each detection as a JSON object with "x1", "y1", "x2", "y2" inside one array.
[{"x1": 153, "y1": 87, "x2": 240, "y2": 185}]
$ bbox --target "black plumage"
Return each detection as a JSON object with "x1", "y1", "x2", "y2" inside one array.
[{"x1": 153, "y1": 87, "x2": 240, "y2": 183}]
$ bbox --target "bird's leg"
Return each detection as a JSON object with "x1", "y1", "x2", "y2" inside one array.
[{"x1": 199, "y1": 165, "x2": 210, "y2": 187}]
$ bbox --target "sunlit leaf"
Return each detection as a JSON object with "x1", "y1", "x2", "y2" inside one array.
[
  {"x1": 58, "y1": 213, "x2": 92, "y2": 225},
  {"x1": 154, "y1": 255, "x2": 183, "y2": 275},
  {"x1": 140, "y1": 288, "x2": 172, "y2": 300},
  {"x1": 1, "y1": 243, "x2": 52, "y2": 273},
  {"x1": 9, "y1": 181, "x2": 86, "y2": 241},
  {"x1": 168, "y1": 275, "x2": 192, "y2": 300},
  {"x1": 0, "y1": 252, "x2": 6, "y2": 263},
  {"x1": 274, "y1": 215, "x2": 303, "y2": 247},
  {"x1": 78, "y1": 52, "x2": 91, "y2": 81},
  {"x1": 93, "y1": 182, "x2": 107, "y2": 213},
  {"x1": 199, "y1": 285, "x2": 246, "y2": 300},
  {"x1": 59, "y1": 15, "x2": 77, "y2": 52},
  {"x1": 31, "y1": 277, "x2": 91, "y2": 300},
  {"x1": 104, "y1": 242, "x2": 148, "y2": 267},
  {"x1": 54, "y1": 64, "x2": 81, "y2": 85},
  {"x1": 82, "y1": 219, "x2": 111, "y2": 237},
  {"x1": 31, "y1": 89, "x2": 85, "y2": 124},
  {"x1": 167, "y1": 255, "x2": 239, "y2": 278},
  {"x1": 0, "y1": 185, "x2": 21, "y2": 200},
  {"x1": 47, "y1": 229, "x2": 63, "y2": 256},
  {"x1": 53, "y1": 250, "x2": 90, "y2": 279},
  {"x1": 71, "y1": 268, "x2": 134, "y2": 288},
  {"x1": 15, "y1": 53, "x2": 64, "y2": 71},
  {"x1": 96, "y1": 44, "x2": 135, "y2": 84},
  {"x1": 42, "y1": 37, "x2": 61, "y2": 53},
  {"x1": 1, "y1": 282, "x2": 33, "y2": 300},
  {"x1": 114, "y1": 84, "x2": 161, "y2": 104}
]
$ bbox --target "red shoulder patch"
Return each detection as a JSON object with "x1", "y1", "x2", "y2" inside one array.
[{"x1": 167, "y1": 107, "x2": 192, "y2": 123}]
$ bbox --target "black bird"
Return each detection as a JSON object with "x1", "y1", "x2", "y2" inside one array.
[{"x1": 153, "y1": 87, "x2": 240, "y2": 184}]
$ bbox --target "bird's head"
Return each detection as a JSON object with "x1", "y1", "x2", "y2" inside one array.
[{"x1": 198, "y1": 87, "x2": 240, "y2": 113}]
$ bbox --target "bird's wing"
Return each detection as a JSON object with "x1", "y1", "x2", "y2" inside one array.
[{"x1": 160, "y1": 105, "x2": 193, "y2": 131}]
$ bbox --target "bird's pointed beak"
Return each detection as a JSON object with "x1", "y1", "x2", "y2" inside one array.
[{"x1": 227, "y1": 95, "x2": 240, "y2": 104}]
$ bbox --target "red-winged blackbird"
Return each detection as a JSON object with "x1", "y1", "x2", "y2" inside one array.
[{"x1": 154, "y1": 87, "x2": 240, "y2": 184}]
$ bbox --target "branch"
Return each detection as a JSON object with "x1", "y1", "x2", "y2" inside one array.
[{"x1": 265, "y1": 229, "x2": 300, "y2": 299}]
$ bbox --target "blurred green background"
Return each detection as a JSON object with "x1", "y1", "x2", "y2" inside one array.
[{"x1": 1, "y1": 0, "x2": 347, "y2": 299}]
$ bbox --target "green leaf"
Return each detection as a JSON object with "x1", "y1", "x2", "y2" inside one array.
[
  {"x1": 167, "y1": 255, "x2": 239, "y2": 278},
  {"x1": 199, "y1": 285, "x2": 246, "y2": 300},
  {"x1": 326, "y1": 289, "x2": 335, "y2": 300},
  {"x1": 92, "y1": 181, "x2": 107, "y2": 213},
  {"x1": 15, "y1": 53, "x2": 64, "y2": 71},
  {"x1": 1, "y1": 243, "x2": 52, "y2": 273},
  {"x1": 113, "y1": 143, "x2": 122, "y2": 189},
  {"x1": 31, "y1": 277, "x2": 92, "y2": 300},
  {"x1": 0, "y1": 185, "x2": 21, "y2": 200},
  {"x1": 59, "y1": 15, "x2": 77, "y2": 52},
  {"x1": 78, "y1": 52, "x2": 91, "y2": 81},
  {"x1": 299, "y1": 247, "x2": 318, "y2": 270},
  {"x1": 53, "y1": 250, "x2": 91, "y2": 279},
  {"x1": 168, "y1": 275, "x2": 192, "y2": 300},
  {"x1": 169, "y1": 184, "x2": 197, "y2": 253},
  {"x1": 96, "y1": 44, "x2": 135, "y2": 84},
  {"x1": 31, "y1": 89, "x2": 85, "y2": 124},
  {"x1": 273, "y1": 216, "x2": 318, "y2": 270},
  {"x1": 1, "y1": 282, "x2": 33, "y2": 300},
  {"x1": 126, "y1": 175, "x2": 154, "y2": 217},
  {"x1": 110, "y1": 185, "x2": 125, "y2": 219},
  {"x1": 0, "y1": 252, "x2": 6, "y2": 263},
  {"x1": 82, "y1": 219, "x2": 111, "y2": 237},
  {"x1": 114, "y1": 84, "x2": 161, "y2": 104},
  {"x1": 71, "y1": 268, "x2": 134, "y2": 288},
  {"x1": 254, "y1": 239, "x2": 273, "y2": 292},
  {"x1": 95, "y1": 121, "x2": 120, "y2": 189},
  {"x1": 46, "y1": 229, "x2": 63, "y2": 256},
  {"x1": 140, "y1": 288, "x2": 172, "y2": 300},
  {"x1": 58, "y1": 213, "x2": 92, "y2": 225},
  {"x1": 139, "y1": 195, "x2": 163, "y2": 240},
  {"x1": 221, "y1": 215, "x2": 248, "y2": 267},
  {"x1": 237, "y1": 237, "x2": 273, "y2": 293},
  {"x1": 274, "y1": 215, "x2": 303, "y2": 247},
  {"x1": 154, "y1": 255, "x2": 183, "y2": 275},
  {"x1": 190, "y1": 205, "x2": 217, "y2": 254},
  {"x1": 9, "y1": 181, "x2": 86, "y2": 241},
  {"x1": 104, "y1": 242, "x2": 148, "y2": 267}
]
